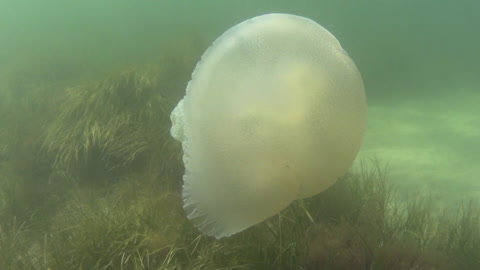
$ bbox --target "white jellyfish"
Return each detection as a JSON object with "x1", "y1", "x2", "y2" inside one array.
[{"x1": 170, "y1": 13, "x2": 367, "y2": 239}]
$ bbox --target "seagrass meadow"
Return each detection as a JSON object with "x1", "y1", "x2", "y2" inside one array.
[{"x1": 1, "y1": 1, "x2": 479, "y2": 270}]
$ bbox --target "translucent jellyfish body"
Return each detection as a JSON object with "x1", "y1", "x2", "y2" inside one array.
[{"x1": 170, "y1": 13, "x2": 367, "y2": 239}]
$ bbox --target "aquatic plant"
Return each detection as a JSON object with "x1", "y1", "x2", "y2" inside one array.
[
  {"x1": 43, "y1": 68, "x2": 166, "y2": 171},
  {"x1": 42, "y1": 37, "x2": 204, "y2": 186},
  {"x1": 432, "y1": 201, "x2": 480, "y2": 269},
  {"x1": 304, "y1": 163, "x2": 450, "y2": 270},
  {"x1": 0, "y1": 216, "x2": 41, "y2": 270},
  {"x1": 45, "y1": 176, "x2": 185, "y2": 270}
]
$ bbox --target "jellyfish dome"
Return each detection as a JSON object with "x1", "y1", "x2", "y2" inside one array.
[{"x1": 170, "y1": 13, "x2": 367, "y2": 239}]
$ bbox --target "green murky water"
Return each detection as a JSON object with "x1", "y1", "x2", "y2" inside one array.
[{"x1": 0, "y1": 1, "x2": 478, "y2": 269}]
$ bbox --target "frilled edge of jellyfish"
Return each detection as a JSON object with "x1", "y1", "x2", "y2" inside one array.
[
  {"x1": 169, "y1": 99, "x2": 185, "y2": 142},
  {"x1": 182, "y1": 178, "x2": 236, "y2": 239},
  {"x1": 170, "y1": 98, "x2": 235, "y2": 239}
]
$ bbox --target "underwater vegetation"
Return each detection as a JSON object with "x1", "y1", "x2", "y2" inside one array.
[
  {"x1": 0, "y1": 34, "x2": 479, "y2": 270},
  {"x1": 42, "y1": 38, "x2": 202, "y2": 183}
]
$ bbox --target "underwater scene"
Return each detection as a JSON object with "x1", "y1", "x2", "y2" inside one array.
[{"x1": 0, "y1": 1, "x2": 479, "y2": 269}]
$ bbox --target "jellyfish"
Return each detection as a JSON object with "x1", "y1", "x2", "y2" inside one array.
[{"x1": 170, "y1": 13, "x2": 367, "y2": 239}]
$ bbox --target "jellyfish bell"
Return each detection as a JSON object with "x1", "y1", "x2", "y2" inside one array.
[{"x1": 170, "y1": 13, "x2": 367, "y2": 239}]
